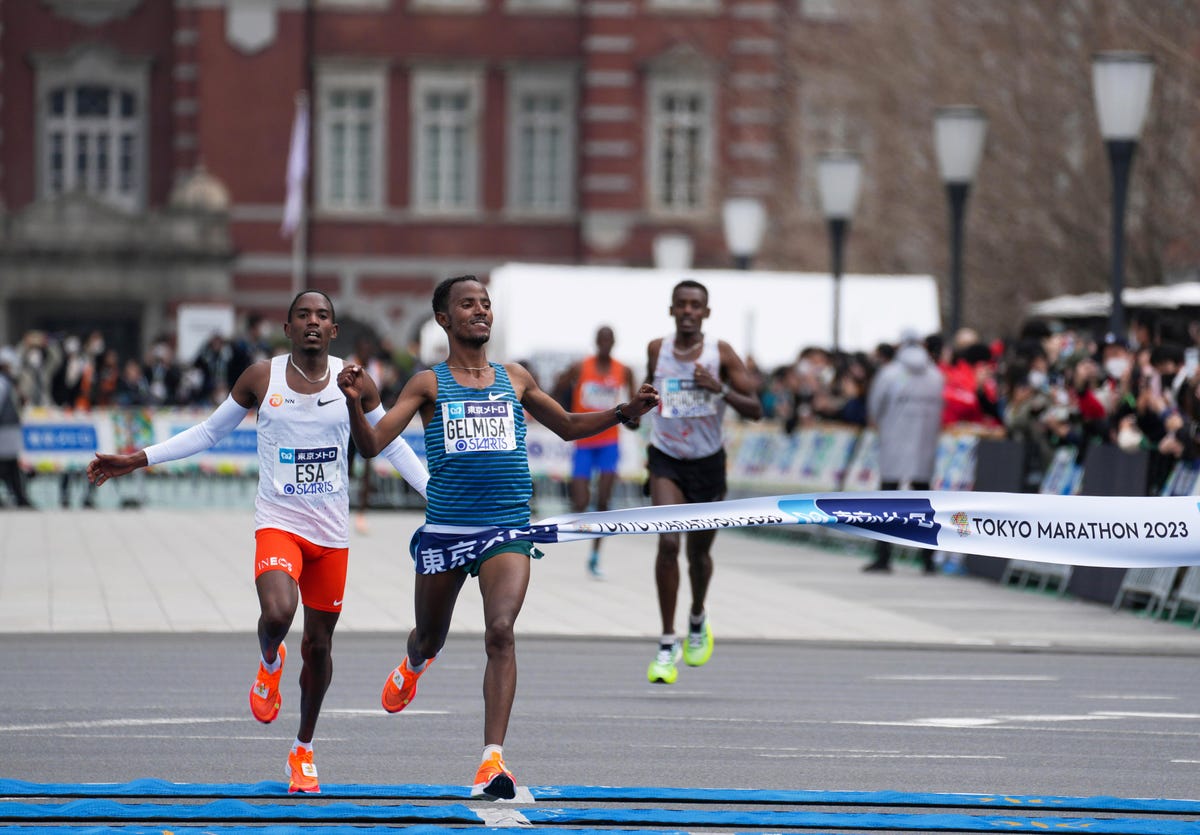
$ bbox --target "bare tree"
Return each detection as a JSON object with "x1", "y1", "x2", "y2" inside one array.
[{"x1": 773, "y1": 0, "x2": 1200, "y2": 340}]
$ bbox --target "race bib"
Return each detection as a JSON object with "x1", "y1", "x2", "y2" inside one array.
[
  {"x1": 580, "y1": 381, "x2": 620, "y2": 411},
  {"x1": 660, "y1": 378, "x2": 719, "y2": 419},
  {"x1": 274, "y1": 446, "x2": 341, "y2": 496},
  {"x1": 442, "y1": 399, "x2": 517, "y2": 454}
]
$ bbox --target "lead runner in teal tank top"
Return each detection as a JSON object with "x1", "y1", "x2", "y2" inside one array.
[
  {"x1": 338, "y1": 274, "x2": 659, "y2": 801},
  {"x1": 424, "y1": 361, "x2": 532, "y2": 528}
]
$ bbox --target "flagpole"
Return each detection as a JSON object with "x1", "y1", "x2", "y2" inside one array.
[
  {"x1": 291, "y1": 181, "x2": 306, "y2": 299},
  {"x1": 284, "y1": 90, "x2": 310, "y2": 298}
]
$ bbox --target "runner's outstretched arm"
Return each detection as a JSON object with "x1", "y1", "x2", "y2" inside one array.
[{"x1": 87, "y1": 364, "x2": 264, "y2": 485}]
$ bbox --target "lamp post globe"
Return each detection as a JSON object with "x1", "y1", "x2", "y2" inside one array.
[
  {"x1": 652, "y1": 232, "x2": 694, "y2": 271},
  {"x1": 1092, "y1": 50, "x2": 1155, "y2": 340},
  {"x1": 933, "y1": 105, "x2": 987, "y2": 337},
  {"x1": 721, "y1": 197, "x2": 767, "y2": 270}
]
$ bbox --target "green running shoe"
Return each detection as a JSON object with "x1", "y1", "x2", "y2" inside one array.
[
  {"x1": 646, "y1": 641, "x2": 681, "y2": 684},
  {"x1": 683, "y1": 616, "x2": 713, "y2": 667}
]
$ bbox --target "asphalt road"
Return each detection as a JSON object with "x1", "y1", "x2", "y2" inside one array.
[{"x1": 3, "y1": 633, "x2": 1199, "y2": 801}]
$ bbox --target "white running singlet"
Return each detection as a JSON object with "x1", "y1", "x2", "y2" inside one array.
[
  {"x1": 255, "y1": 354, "x2": 351, "y2": 547},
  {"x1": 648, "y1": 334, "x2": 726, "y2": 460}
]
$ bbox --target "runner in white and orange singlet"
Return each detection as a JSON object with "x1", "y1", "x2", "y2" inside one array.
[{"x1": 87, "y1": 290, "x2": 428, "y2": 794}]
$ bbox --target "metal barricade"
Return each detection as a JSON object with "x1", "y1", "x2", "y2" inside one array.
[
  {"x1": 1111, "y1": 567, "x2": 1178, "y2": 617},
  {"x1": 1165, "y1": 566, "x2": 1200, "y2": 627},
  {"x1": 999, "y1": 559, "x2": 1072, "y2": 596}
]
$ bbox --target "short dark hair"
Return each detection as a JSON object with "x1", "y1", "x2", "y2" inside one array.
[
  {"x1": 288, "y1": 290, "x2": 335, "y2": 322},
  {"x1": 672, "y1": 279, "x2": 708, "y2": 303},
  {"x1": 1151, "y1": 343, "x2": 1185, "y2": 368},
  {"x1": 961, "y1": 343, "x2": 993, "y2": 366},
  {"x1": 1019, "y1": 319, "x2": 1052, "y2": 342},
  {"x1": 432, "y1": 275, "x2": 481, "y2": 316}
]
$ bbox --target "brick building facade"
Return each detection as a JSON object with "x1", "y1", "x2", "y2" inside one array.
[
  {"x1": 8, "y1": 2, "x2": 1191, "y2": 357},
  {"x1": 0, "y1": 0, "x2": 795, "y2": 357}
]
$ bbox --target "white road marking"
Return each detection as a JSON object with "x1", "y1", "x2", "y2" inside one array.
[
  {"x1": 474, "y1": 787, "x2": 536, "y2": 810},
  {"x1": 1092, "y1": 711, "x2": 1200, "y2": 720},
  {"x1": 325, "y1": 708, "x2": 448, "y2": 717},
  {"x1": 836, "y1": 714, "x2": 1112, "y2": 728},
  {"x1": 0, "y1": 708, "x2": 449, "y2": 734},
  {"x1": 0, "y1": 717, "x2": 241, "y2": 733},
  {"x1": 758, "y1": 752, "x2": 1003, "y2": 760},
  {"x1": 870, "y1": 675, "x2": 1057, "y2": 682}
]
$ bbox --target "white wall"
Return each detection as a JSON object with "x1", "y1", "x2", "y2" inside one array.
[{"x1": 421, "y1": 262, "x2": 942, "y2": 377}]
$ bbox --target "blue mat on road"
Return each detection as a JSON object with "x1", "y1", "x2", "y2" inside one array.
[
  {"x1": 0, "y1": 829, "x2": 696, "y2": 835},
  {"x1": 4, "y1": 799, "x2": 1200, "y2": 834},
  {"x1": 2, "y1": 778, "x2": 1199, "y2": 815}
]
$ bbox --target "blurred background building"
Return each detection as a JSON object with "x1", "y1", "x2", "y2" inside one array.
[{"x1": 1, "y1": 0, "x2": 1198, "y2": 357}]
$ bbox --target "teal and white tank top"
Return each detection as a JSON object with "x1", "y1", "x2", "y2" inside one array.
[
  {"x1": 255, "y1": 353, "x2": 350, "y2": 547},
  {"x1": 424, "y1": 362, "x2": 532, "y2": 527},
  {"x1": 648, "y1": 335, "x2": 726, "y2": 460}
]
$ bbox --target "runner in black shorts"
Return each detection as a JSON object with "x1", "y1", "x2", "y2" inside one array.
[
  {"x1": 646, "y1": 446, "x2": 726, "y2": 504},
  {"x1": 643, "y1": 280, "x2": 762, "y2": 684}
]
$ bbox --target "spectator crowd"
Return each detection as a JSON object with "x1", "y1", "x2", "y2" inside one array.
[
  {"x1": 746, "y1": 310, "x2": 1200, "y2": 496},
  {"x1": 0, "y1": 320, "x2": 423, "y2": 413},
  {"x1": 4, "y1": 308, "x2": 1200, "y2": 500}
]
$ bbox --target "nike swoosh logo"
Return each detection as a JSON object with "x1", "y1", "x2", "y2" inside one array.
[
  {"x1": 332, "y1": 599, "x2": 343, "y2": 607},
  {"x1": 317, "y1": 398, "x2": 340, "y2": 407},
  {"x1": 488, "y1": 392, "x2": 507, "y2": 401}
]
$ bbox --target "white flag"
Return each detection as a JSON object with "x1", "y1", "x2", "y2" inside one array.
[{"x1": 281, "y1": 94, "x2": 309, "y2": 238}]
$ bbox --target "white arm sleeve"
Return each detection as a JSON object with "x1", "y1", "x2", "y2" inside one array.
[
  {"x1": 143, "y1": 395, "x2": 251, "y2": 466},
  {"x1": 367, "y1": 404, "x2": 429, "y2": 498}
]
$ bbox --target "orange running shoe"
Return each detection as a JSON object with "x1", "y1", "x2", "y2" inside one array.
[
  {"x1": 471, "y1": 751, "x2": 516, "y2": 800},
  {"x1": 249, "y1": 642, "x2": 286, "y2": 724},
  {"x1": 381, "y1": 656, "x2": 431, "y2": 714},
  {"x1": 286, "y1": 746, "x2": 320, "y2": 794}
]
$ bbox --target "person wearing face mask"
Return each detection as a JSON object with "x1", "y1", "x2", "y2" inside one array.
[
  {"x1": 144, "y1": 340, "x2": 182, "y2": 406},
  {"x1": 16, "y1": 331, "x2": 57, "y2": 408},
  {"x1": 51, "y1": 335, "x2": 86, "y2": 408},
  {"x1": 74, "y1": 332, "x2": 107, "y2": 411},
  {"x1": 1097, "y1": 335, "x2": 1135, "y2": 416},
  {"x1": 1001, "y1": 359, "x2": 1053, "y2": 491}
]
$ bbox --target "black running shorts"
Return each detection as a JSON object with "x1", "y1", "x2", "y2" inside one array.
[{"x1": 646, "y1": 445, "x2": 727, "y2": 504}]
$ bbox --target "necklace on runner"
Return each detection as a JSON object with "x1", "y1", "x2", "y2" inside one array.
[
  {"x1": 673, "y1": 340, "x2": 702, "y2": 357},
  {"x1": 288, "y1": 354, "x2": 330, "y2": 384},
  {"x1": 447, "y1": 364, "x2": 492, "y2": 372}
]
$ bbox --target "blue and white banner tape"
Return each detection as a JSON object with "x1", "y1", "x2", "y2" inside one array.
[
  {"x1": 411, "y1": 493, "x2": 1200, "y2": 571},
  {"x1": 539, "y1": 492, "x2": 1200, "y2": 568},
  {"x1": 408, "y1": 491, "x2": 1200, "y2": 571}
]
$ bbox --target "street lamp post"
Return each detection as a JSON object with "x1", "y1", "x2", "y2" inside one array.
[
  {"x1": 1092, "y1": 50, "x2": 1155, "y2": 340},
  {"x1": 816, "y1": 151, "x2": 862, "y2": 353},
  {"x1": 933, "y1": 105, "x2": 987, "y2": 336},
  {"x1": 721, "y1": 197, "x2": 767, "y2": 270}
]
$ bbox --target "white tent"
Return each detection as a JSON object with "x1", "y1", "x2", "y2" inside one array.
[
  {"x1": 421, "y1": 262, "x2": 941, "y2": 378},
  {"x1": 1027, "y1": 282, "x2": 1200, "y2": 319}
]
